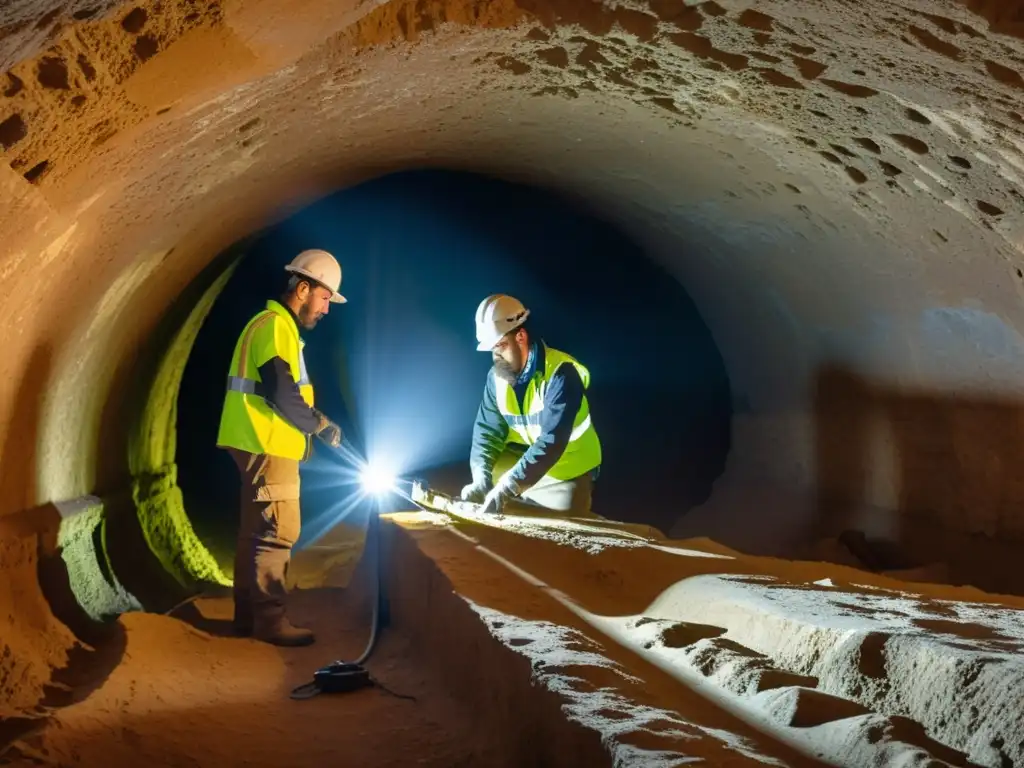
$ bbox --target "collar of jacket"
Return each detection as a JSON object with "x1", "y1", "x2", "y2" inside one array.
[{"x1": 515, "y1": 340, "x2": 543, "y2": 387}]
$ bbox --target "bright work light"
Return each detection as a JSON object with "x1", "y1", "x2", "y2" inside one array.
[{"x1": 360, "y1": 463, "x2": 396, "y2": 495}]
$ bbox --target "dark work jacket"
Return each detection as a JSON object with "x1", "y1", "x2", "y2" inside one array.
[{"x1": 469, "y1": 341, "x2": 591, "y2": 490}]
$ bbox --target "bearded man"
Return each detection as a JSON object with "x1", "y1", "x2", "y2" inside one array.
[
  {"x1": 216, "y1": 249, "x2": 346, "y2": 646},
  {"x1": 459, "y1": 294, "x2": 603, "y2": 517}
]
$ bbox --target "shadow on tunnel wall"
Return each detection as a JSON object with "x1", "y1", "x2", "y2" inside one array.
[
  {"x1": 814, "y1": 364, "x2": 1024, "y2": 597},
  {"x1": 93, "y1": 241, "x2": 249, "y2": 613},
  {"x1": 0, "y1": 344, "x2": 53, "y2": 517},
  {"x1": 0, "y1": 343, "x2": 127, "y2": 746},
  {"x1": 0, "y1": 345, "x2": 89, "y2": 637}
]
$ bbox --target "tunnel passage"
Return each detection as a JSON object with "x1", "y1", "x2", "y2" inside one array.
[
  {"x1": 6, "y1": 0, "x2": 1024, "y2": 588},
  {"x1": 176, "y1": 168, "x2": 733, "y2": 568},
  {"x1": 3, "y1": 0, "x2": 1024, "y2": 747}
]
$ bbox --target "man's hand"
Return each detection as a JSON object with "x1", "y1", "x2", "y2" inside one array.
[
  {"x1": 460, "y1": 478, "x2": 491, "y2": 504},
  {"x1": 480, "y1": 484, "x2": 508, "y2": 516},
  {"x1": 314, "y1": 410, "x2": 343, "y2": 449},
  {"x1": 480, "y1": 476, "x2": 520, "y2": 516}
]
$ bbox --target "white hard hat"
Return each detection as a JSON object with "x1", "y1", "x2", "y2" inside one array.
[
  {"x1": 284, "y1": 249, "x2": 347, "y2": 304},
  {"x1": 475, "y1": 294, "x2": 530, "y2": 351}
]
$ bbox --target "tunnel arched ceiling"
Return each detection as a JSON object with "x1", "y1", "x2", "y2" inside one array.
[{"x1": 2, "y1": 0, "x2": 1024, "y2": 589}]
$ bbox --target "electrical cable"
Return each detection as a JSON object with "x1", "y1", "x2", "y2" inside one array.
[
  {"x1": 290, "y1": 490, "x2": 418, "y2": 702},
  {"x1": 290, "y1": 459, "x2": 481, "y2": 702}
]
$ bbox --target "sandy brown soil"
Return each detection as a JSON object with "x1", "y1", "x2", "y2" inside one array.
[
  {"x1": 2, "y1": 585, "x2": 500, "y2": 767},
  {"x1": 391, "y1": 505, "x2": 1024, "y2": 767},
  {"x1": 4, "y1": 505, "x2": 1024, "y2": 767}
]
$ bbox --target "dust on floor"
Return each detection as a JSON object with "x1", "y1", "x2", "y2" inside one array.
[{"x1": 1, "y1": 586, "x2": 500, "y2": 767}]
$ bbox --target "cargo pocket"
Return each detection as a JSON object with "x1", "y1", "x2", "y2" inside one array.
[{"x1": 254, "y1": 455, "x2": 302, "y2": 545}]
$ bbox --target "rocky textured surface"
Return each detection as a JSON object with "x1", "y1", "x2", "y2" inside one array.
[
  {"x1": 2, "y1": 0, "x2": 1024, "y2": 759},
  {"x1": 397, "y1": 509, "x2": 1024, "y2": 767},
  {"x1": 0, "y1": 0, "x2": 1021, "y2": 528}
]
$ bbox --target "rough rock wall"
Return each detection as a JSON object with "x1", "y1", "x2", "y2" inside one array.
[{"x1": 1, "y1": 0, "x2": 1024, "y2": 711}]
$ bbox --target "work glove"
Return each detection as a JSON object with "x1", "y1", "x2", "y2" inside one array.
[
  {"x1": 314, "y1": 410, "x2": 343, "y2": 449},
  {"x1": 460, "y1": 478, "x2": 491, "y2": 504},
  {"x1": 480, "y1": 476, "x2": 520, "y2": 516}
]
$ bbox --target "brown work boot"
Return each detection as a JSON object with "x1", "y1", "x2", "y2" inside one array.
[
  {"x1": 232, "y1": 616, "x2": 253, "y2": 637},
  {"x1": 253, "y1": 618, "x2": 315, "y2": 647},
  {"x1": 232, "y1": 603, "x2": 253, "y2": 637}
]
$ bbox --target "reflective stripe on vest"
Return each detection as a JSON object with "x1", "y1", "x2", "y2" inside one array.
[
  {"x1": 494, "y1": 344, "x2": 601, "y2": 482},
  {"x1": 216, "y1": 301, "x2": 314, "y2": 461},
  {"x1": 244, "y1": 312, "x2": 274, "y2": 369},
  {"x1": 227, "y1": 376, "x2": 259, "y2": 395},
  {"x1": 570, "y1": 413, "x2": 592, "y2": 441},
  {"x1": 297, "y1": 343, "x2": 310, "y2": 387},
  {"x1": 226, "y1": 326, "x2": 310, "y2": 395},
  {"x1": 504, "y1": 411, "x2": 592, "y2": 444}
]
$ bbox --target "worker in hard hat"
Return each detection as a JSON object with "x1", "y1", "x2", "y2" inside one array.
[
  {"x1": 216, "y1": 249, "x2": 347, "y2": 647},
  {"x1": 460, "y1": 294, "x2": 602, "y2": 517}
]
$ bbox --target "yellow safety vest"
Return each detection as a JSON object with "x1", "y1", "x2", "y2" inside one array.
[
  {"x1": 216, "y1": 300, "x2": 315, "y2": 461},
  {"x1": 495, "y1": 344, "x2": 602, "y2": 482}
]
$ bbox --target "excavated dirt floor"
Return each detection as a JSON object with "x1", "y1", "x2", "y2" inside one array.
[
  {"x1": 0, "y1": 589, "x2": 502, "y2": 767},
  {"x1": 3, "y1": 505, "x2": 1023, "y2": 767}
]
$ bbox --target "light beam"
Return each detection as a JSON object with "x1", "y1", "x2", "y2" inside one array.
[{"x1": 360, "y1": 463, "x2": 397, "y2": 495}]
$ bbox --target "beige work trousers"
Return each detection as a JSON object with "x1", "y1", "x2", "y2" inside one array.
[
  {"x1": 227, "y1": 448, "x2": 301, "y2": 633},
  {"x1": 491, "y1": 448, "x2": 597, "y2": 517}
]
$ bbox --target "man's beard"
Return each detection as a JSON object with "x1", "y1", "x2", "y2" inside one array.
[
  {"x1": 492, "y1": 353, "x2": 521, "y2": 385},
  {"x1": 298, "y1": 302, "x2": 322, "y2": 329}
]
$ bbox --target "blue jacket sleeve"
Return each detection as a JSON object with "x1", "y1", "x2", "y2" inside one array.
[
  {"x1": 469, "y1": 371, "x2": 509, "y2": 486},
  {"x1": 505, "y1": 363, "x2": 584, "y2": 492},
  {"x1": 258, "y1": 357, "x2": 322, "y2": 434}
]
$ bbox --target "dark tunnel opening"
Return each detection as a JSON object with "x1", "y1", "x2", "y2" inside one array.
[{"x1": 176, "y1": 168, "x2": 732, "y2": 567}]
